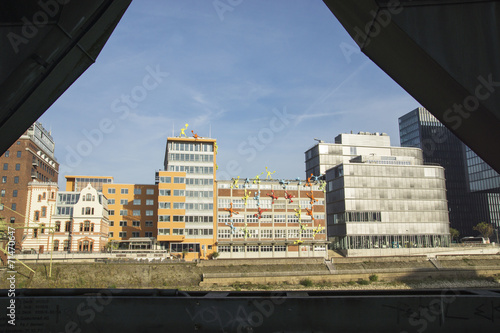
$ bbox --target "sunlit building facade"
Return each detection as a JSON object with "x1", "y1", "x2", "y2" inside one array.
[
  {"x1": 157, "y1": 136, "x2": 218, "y2": 259},
  {"x1": 307, "y1": 132, "x2": 450, "y2": 255},
  {"x1": 216, "y1": 179, "x2": 327, "y2": 258}
]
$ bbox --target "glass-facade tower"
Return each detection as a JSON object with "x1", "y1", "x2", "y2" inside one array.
[{"x1": 399, "y1": 107, "x2": 500, "y2": 236}]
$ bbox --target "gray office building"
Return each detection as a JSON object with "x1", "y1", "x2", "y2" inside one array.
[{"x1": 305, "y1": 132, "x2": 450, "y2": 256}]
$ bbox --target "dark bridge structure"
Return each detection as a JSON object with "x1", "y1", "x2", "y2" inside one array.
[{"x1": 1, "y1": 0, "x2": 499, "y2": 331}]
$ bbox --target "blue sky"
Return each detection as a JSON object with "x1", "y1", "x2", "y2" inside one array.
[{"x1": 39, "y1": 0, "x2": 420, "y2": 188}]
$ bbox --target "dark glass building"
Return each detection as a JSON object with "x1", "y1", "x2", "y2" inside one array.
[{"x1": 399, "y1": 107, "x2": 499, "y2": 238}]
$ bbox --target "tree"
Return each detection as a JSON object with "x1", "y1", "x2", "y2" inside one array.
[
  {"x1": 473, "y1": 222, "x2": 494, "y2": 239},
  {"x1": 210, "y1": 251, "x2": 220, "y2": 259},
  {"x1": 449, "y1": 228, "x2": 460, "y2": 242}
]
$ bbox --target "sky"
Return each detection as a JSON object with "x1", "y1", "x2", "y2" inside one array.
[{"x1": 38, "y1": 0, "x2": 420, "y2": 188}]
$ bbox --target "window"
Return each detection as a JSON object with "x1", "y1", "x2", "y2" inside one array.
[
  {"x1": 146, "y1": 189, "x2": 154, "y2": 195},
  {"x1": 158, "y1": 228, "x2": 170, "y2": 235},
  {"x1": 4, "y1": 151, "x2": 9, "y2": 157},
  {"x1": 132, "y1": 220, "x2": 140, "y2": 227},
  {"x1": 108, "y1": 188, "x2": 116, "y2": 194},
  {"x1": 82, "y1": 207, "x2": 94, "y2": 215},
  {"x1": 84, "y1": 221, "x2": 91, "y2": 232},
  {"x1": 108, "y1": 199, "x2": 115, "y2": 204},
  {"x1": 134, "y1": 188, "x2": 142, "y2": 195},
  {"x1": 38, "y1": 194, "x2": 42, "y2": 201},
  {"x1": 3, "y1": 163, "x2": 7, "y2": 170},
  {"x1": 109, "y1": 232, "x2": 114, "y2": 238},
  {"x1": 158, "y1": 215, "x2": 170, "y2": 222},
  {"x1": 146, "y1": 199, "x2": 154, "y2": 205},
  {"x1": 145, "y1": 221, "x2": 153, "y2": 227},
  {"x1": 120, "y1": 210, "x2": 127, "y2": 216},
  {"x1": 109, "y1": 221, "x2": 114, "y2": 226},
  {"x1": 145, "y1": 231, "x2": 153, "y2": 237},
  {"x1": 63, "y1": 240, "x2": 70, "y2": 251},
  {"x1": 41, "y1": 207, "x2": 46, "y2": 217},
  {"x1": 132, "y1": 231, "x2": 140, "y2": 237},
  {"x1": 173, "y1": 203, "x2": 185, "y2": 209},
  {"x1": 172, "y1": 216, "x2": 184, "y2": 222},
  {"x1": 34, "y1": 211, "x2": 40, "y2": 221},
  {"x1": 174, "y1": 177, "x2": 185, "y2": 183},
  {"x1": 1, "y1": 189, "x2": 5, "y2": 197},
  {"x1": 109, "y1": 210, "x2": 115, "y2": 216},
  {"x1": 16, "y1": 151, "x2": 21, "y2": 158},
  {"x1": 55, "y1": 221, "x2": 61, "y2": 232},
  {"x1": 119, "y1": 231, "x2": 127, "y2": 238},
  {"x1": 14, "y1": 176, "x2": 19, "y2": 184},
  {"x1": 172, "y1": 228, "x2": 184, "y2": 235},
  {"x1": 10, "y1": 217, "x2": 15, "y2": 223},
  {"x1": 159, "y1": 189, "x2": 171, "y2": 196},
  {"x1": 12, "y1": 190, "x2": 17, "y2": 197},
  {"x1": 119, "y1": 221, "x2": 127, "y2": 227},
  {"x1": 159, "y1": 176, "x2": 171, "y2": 183},
  {"x1": 53, "y1": 240, "x2": 59, "y2": 251},
  {"x1": 121, "y1": 188, "x2": 129, "y2": 194},
  {"x1": 65, "y1": 222, "x2": 71, "y2": 232},
  {"x1": 173, "y1": 190, "x2": 185, "y2": 196},
  {"x1": 2, "y1": 176, "x2": 6, "y2": 183},
  {"x1": 146, "y1": 210, "x2": 153, "y2": 216},
  {"x1": 120, "y1": 199, "x2": 128, "y2": 205},
  {"x1": 33, "y1": 229, "x2": 38, "y2": 238},
  {"x1": 133, "y1": 199, "x2": 141, "y2": 205},
  {"x1": 133, "y1": 210, "x2": 141, "y2": 216},
  {"x1": 15, "y1": 164, "x2": 20, "y2": 171},
  {"x1": 159, "y1": 202, "x2": 170, "y2": 209}
]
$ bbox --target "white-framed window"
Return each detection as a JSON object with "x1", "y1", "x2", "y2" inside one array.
[
  {"x1": 146, "y1": 189, "x2": 154, "y2": 195},
  {"x1": 145, "y1": 231, "x2": 153, "y2": 237},
  {"x1": 119, "y1": 220, "x2": 127, "y2": 226},
  {"x1": 120, "y1": 199, "x2": 128, "y2": 205},
  {"x1": 158, "y1": 228, "x2": 170, "y2": 235},
  {"x1": 159, "y1": 176, "x2": 171, "y2": 183},
  {"x1": 172, "y1": 228, "x2": 184, "y2": 235},
  {"x1": 274, "y1": 245, "x2": 286, "y2": 252},
  {"x1": 108, "y1": 199, "x2": 115, "y2": 205},
  {"x1": 146, "y1": 210, "x2": 153, "y2": 216},
  {"x1": 121, "y1": 188, "x2": 128, "y2": 194},
  {"x1": 275, "y1": 229, "x2": 286, "y2": 238},
  {"x1": 173, "y1": 203, "x2": 185, "y2": 209},
  {"x1": 246, "y1": 245, "x2": 259, "y2": 252},
  {"x1": 108, "y1": 188, "x2": 115, "y2": 194},
  {"x1": 219, "y1": 245, "x2": 230, "y2": 252},
  {"x1": 133, "y1": 199, "x2": 141, "y2": 205},
  {"x1": 145, "y1": 221, "x2": 153, "y2": 227},
  {"x1": 274, "y1": 214, "x2": 286, "y2": 223},
  {"x1": 132, "y1": 231, "x2": 140, "y2": 237},
  {"x1": 120, "y1": 210, "x2": 127, "y2": 216},
  {"x1": 232, "y1": 245, "x2": 244, "y2": 253},
  {"x1": 119, "y1": 231, "x2": 127, "y2": 238},
  {"x1": 218, "y1": 229, "x2": 231, "y2": 239},
  {"x1": 172, "y1": 216, "x2": 184, "y2": 222},
  {"x1": 146, "y1": 199, "x2": 154, "y2": 205},
  {"x1": 261, "y1": 245, "x2": 273, "y2": 252},
  {"x1": 109, "y1": 210, "x2": 115, "y2": 216},
  {"x1": 159, "y1": 202, "x2": 170, "y2": 209},
  {"x1": 159, "y1": 189, "x2": 171, "y2": 196},
  {"x1": 133, "y1": 210, "x2": 140, "y2": 216},
  {"x1": 134, "y1": 189, "x2": 142, "y2": 195},
  {"x1": 132, "y1": 220, "x2": 140, "y2": 227},
  {"x1": 260, "y1": 229, "x2": 273, "y2": 238},
  {"x1": 109, "y1": 232, "x2": 114, "y2": 238},
  {"x1": 287, "y1": 229, "x2": 300, "y2": 238},
  {"x1": 159, "y1": 215, "x2": 170, "y2": 222},
  {"x1": 173, "y1": 190, "x2": 185, "y2": 196}
]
